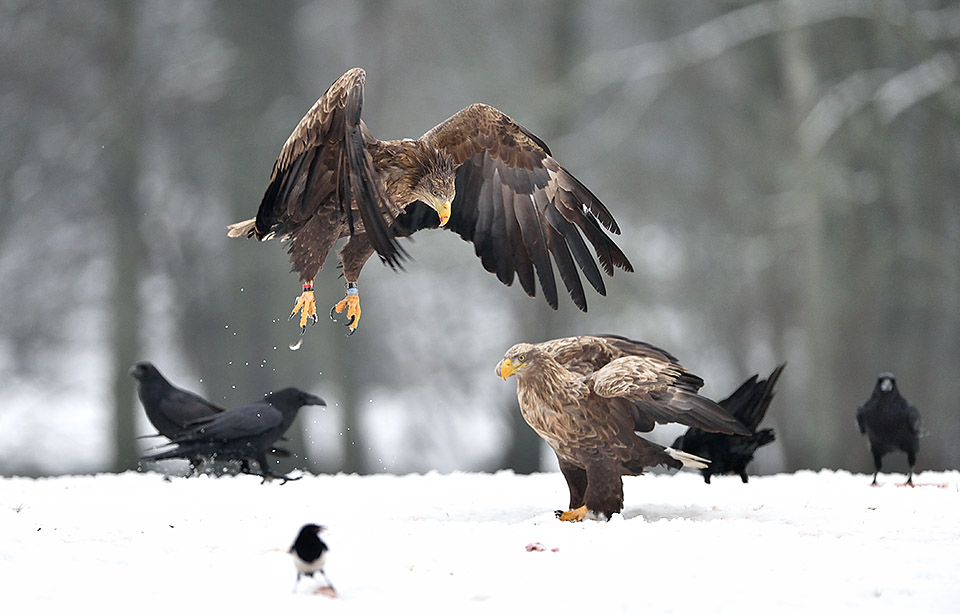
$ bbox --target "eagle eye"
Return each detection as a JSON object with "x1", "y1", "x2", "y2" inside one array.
[{"x1": 518, "y1": 354, "x2": 526, "y2": 362}]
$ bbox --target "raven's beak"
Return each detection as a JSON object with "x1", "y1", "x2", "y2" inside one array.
[{"x1": 305, "y1": 393, "x2": 326, "y2": 407}]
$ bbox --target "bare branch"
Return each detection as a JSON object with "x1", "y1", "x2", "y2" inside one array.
[
  {"x1": 578, "y1": 0, "x2": 958, "y2": 91},
  {"x1": 799, "y1": 68, "x2": 895, "y2": 157},
  {"x1": 875, "y1": 52, "x2": 958, "y2": 122},
  {"x1": 578, "y1": 0, "x2": 886, "y2": 87}
]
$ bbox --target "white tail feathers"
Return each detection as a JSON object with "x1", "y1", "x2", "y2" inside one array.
[
  {"x1": 226, "y1": 218, "x2": 256, "y2": 238},
  {"x1": 665, "y1": 447, "x2": 711, "y2": 469}
]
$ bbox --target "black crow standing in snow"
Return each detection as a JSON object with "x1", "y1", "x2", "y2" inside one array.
[
  {"x1": 142, "y1": 387, "x2": 324, "y2": 483},
  {"x1": 857, "y1": 372, "x2": 921, "y2": 486},
  {"x1": 672, "y1": 364, "x2": 785, "y2": 484},
  {"x1": 290, "y1": 524, "x2": 336, "y2": 596}
]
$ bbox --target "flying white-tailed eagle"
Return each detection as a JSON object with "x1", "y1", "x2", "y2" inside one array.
[{"x1": 229, "y1": 68, "x2": 632, "y2": 335}]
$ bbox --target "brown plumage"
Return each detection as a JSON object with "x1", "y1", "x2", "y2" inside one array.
[
  {"x1": 496, "y1": 335, "x2": 749, "y2": 521},
  {"x1": 228, "y1": 68, "x2": 633, "y2": 334}
]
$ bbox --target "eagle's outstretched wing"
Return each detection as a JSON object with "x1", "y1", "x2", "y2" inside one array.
[
  {"x1": 398, "y1": 104, "x2": 633, "y2": 311},
  {"x1": 246, "y1": 67, "x2": 405, "y2": 278}
]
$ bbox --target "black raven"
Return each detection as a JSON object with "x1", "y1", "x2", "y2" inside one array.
[
  {"x1": 672, "y1": 364, "x2": 785, "y2": 484},
  {"x1": 130, "y1": 361, "x2": 293, "y2": 473},
  {"x1": 857, "y1": 372, "x2": 921, "y2": 486},
  {"x1": 290, "y1": 524, "x2": 336, "y2": 596},
  {"x1": 142, "y1": 387, "x2": 324, "y2": 483},
  {"x1": 130, "y1": 361, "x2": 226, "y2": 439},
  {"x1": 131, "y1": 361, "x2": 229, "y2": 472}
]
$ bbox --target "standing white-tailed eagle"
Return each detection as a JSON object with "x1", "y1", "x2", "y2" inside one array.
[
  {"x1": 496, "y1": 335, "x2": 749, "y2": 521},
  {"x1": 228, "y1": 68, "x2": 633, "y2": 335}
]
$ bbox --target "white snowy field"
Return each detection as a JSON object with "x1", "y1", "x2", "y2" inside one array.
[{"x1": 2, "y1": 469, "x2": 958, "y2": 613}]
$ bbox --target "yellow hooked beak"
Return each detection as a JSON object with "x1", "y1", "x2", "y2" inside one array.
[
  {"x1": 435, "y1": 198, "x2": 452, "y2": 227},
  {"x1": 496, "y1": 358, "x2": 520, "y2": 380}
]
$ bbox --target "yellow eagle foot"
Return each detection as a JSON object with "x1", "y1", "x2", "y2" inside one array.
[
  {"x1": 289, "y1": 288, "x2": 318, "y2": 333},
  {"x1": 330, "y1": 291, "x2": 361, "y2": 336},
  {"x1": 555, "y1": 505, "x2": 588, "y2": 522}
]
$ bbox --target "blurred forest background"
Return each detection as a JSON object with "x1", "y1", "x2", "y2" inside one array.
[{"x1": 1, "y1": 0, "x2": 958, "y2": 478}]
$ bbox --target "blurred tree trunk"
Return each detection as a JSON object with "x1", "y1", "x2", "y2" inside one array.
[
  {"x1": 321, "y1": 0, "x2": 402, "y2": 475},
  {"x1": 198, "y1": 1, "x2": 371, "y2": 475},
  {"x1": 500, "y1": 0, "x2": 581, "y2": 474},
  {"x1": 776, "y1": 26, "x2": 844, "y2": 470},
  {"x1": 192, "y1": 1, "x2": 316, "y2": 475},
  {"x1": 922, "y1": 111, "x2": 960, "y2": 469},
  {"x1": 105, "y1": 0, "x2": 145, "y2": 472}
]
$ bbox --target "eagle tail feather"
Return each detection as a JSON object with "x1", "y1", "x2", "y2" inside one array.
[
  {"x1": 227, "y1": 218, "x2": 257, "y2": 238},
  {"x1": 665, "y1": 447, "x2": 710, "y2": 469}
]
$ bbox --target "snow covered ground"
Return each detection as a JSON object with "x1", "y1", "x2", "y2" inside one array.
[{"x1": 2, "y1": 469, "x2": 958, "y2": 612}]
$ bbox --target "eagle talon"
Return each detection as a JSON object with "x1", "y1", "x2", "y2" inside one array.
[
  {"x1": 330, "y1": 292, "x2": 361, "y2": 334},
  {"x1": 556, "y1": 505, "x2": 588, "y2": 522},
  {"x1": 289, "y1": 289, "x2": 317, "y2": 331}
]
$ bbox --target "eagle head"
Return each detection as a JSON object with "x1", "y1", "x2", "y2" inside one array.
[
  {"x1": 496, "y1": 343, "x2": 537, "y2": 380},
  {"x1": 413, "y1": 150, "x2": 456, "y2": 226}
]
